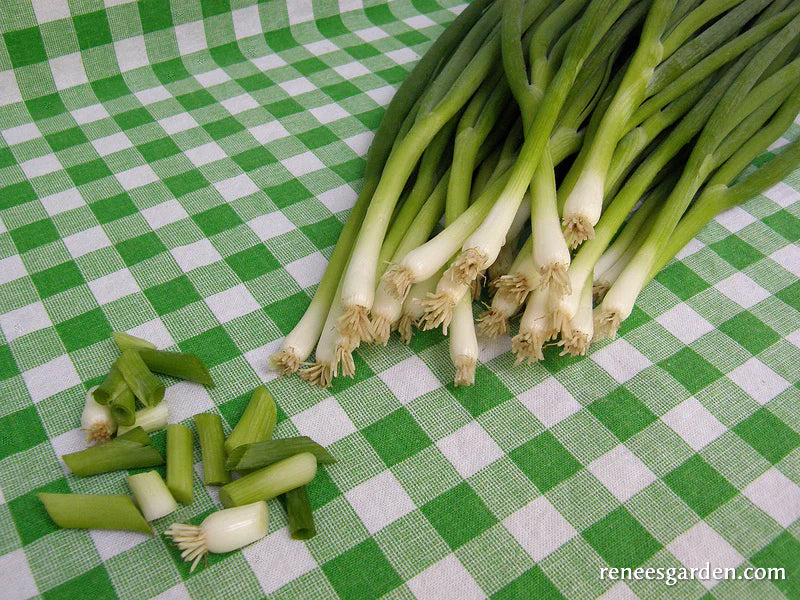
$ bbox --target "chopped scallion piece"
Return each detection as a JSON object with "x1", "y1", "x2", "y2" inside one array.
[
  {"x1": 62, "y1": 434, "x2": 163, "y2": 477},
  {"x1": 116, "y1": 403, "x2": 168, "y2": 436},
  {"x1": 109, "y1": 386, "x2": 136, "y2": 427},
  {"x1": 219, "y1": 453, "x2": 318, "y2": 508},
  {"x1": 225, "y1": 436, "x2": 335, "y2": 471},
  {"x1": 137, "y1": 348, "x2": 214, "y2": 387},
  {"x1": 194, "y1": 413, "x2": 230, "y2": 486},
  {"x1": 92, "y1": 364, "x2": 130, "y2": 406},
  {"x1": 283, "y1": 486, "x2": 316, "y2": 540},
  {"x1": 166, "y1": 424, "x2": 194, "y2": 504},
  {"x1": 39, "y1": 493, "x2": 151, "y2": 534},
  {"x1": 112, "y1": 331, "x2": 156, "y2": 352},
  {"x1": 117, "y1": 349, "x2": 165, "y2": 408},
  {"x1": 224, "y1": 386, "x2": 277, "y2": 454},
  {"x1": 126, "y1": 471, "x2": 177, "y2": 521}
]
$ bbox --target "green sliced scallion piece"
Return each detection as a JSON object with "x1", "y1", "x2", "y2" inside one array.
[
  {"x1": 116, "y1": 349, "x2": 165, "y2": 408},
  {"x1": 225, "y1": 436, "x2": 335, "y2": 471},
  {"x1": 109, "y1": 387, "x2": 136, "y2": 427},
  {"x1": 283, "y1": 486, "x2": 316, "y2": 540},
  {"x1": 224, "y1": 386, "x2": 277, "y2": 454},
  {"x1": 92, "y1": 365, "x2": 131, "y2": 406},
  {"x1": 166, "y1": 424, "x2": 194, "y2": 504},
  {"x1": 39, "y1": 493, "x2": 151, "y2": 534},
  {"x1": 194, "y1": 413, "x2": 230, "y2": 486},
  {"x1": 137, "y1": 348, "x2": 214, "y2": 387},
  {"x1": 117, "y1": 426, "x2": 153, "y2": 445},
  {"x1": 112, "y1": 331, "x2": 156, "y2": 352},
  {"x1": 62, "y1": 434, "x2": 162, "y2": 476},
  {"x1": 219, "y1": 453, "x2": 318, "y2": 508},
  {"x1": 116, "y1": 403, "x2": 168, "y2": 436}
]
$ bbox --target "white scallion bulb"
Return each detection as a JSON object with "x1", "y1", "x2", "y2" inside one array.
[{"x1": 81, "y1": 386, "x2": 116, "y2": 444}]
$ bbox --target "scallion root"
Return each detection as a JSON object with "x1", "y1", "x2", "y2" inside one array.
[
  {"x1": 165, "y1": 523, "x2": 208, "y2": 572},
  {"x1": 337, "y1": 305, "x2": 372, "y2": 344},
  {"x1": 449, "y1": 248, "x2": 486, "y2": 285},
  {"x1": 494, "y1": 274, "x2": 534, "y2": 306},
  {"x1": 511, "y1": 330, "x2": 547, "y2": 365},
  {"x1": 369, "y1": 315, "x2": 393, "y2": 346},
  {"x1": 558, "y1": 331, "x2": 591, "y2": 357},
  {"x1": 299, "y1": 362, "x2": 335, "y2": 388},
  {"x1": 452, "y1": 355, "x2": 477, "y2": 386},
  {"x1": 269, "y1": 348, "x2": 302, "y2": 376},
  {"x1": 476, "y1": 307, "x2": 510, "y2": 338},
  {"x1": 538, "y1": 263, "x2": 572, "y2": 296},
  {"x1": 336, "y1": 344, "x2": 356, "y2": 378},
  {"x1": 396, "y1": 313, "x2": 415, "y2": 345},
  {"x1": 563, "y1": 215, "x2": 596, "y2": 249},
  {"x1": 592, "y1": 280, "x2": 610, "y2": 303},
  {"x1": 420, "y1": 291, "x2": 457, "y2": 333},
  {"x1": 382, "y1": 264, "x2": 414, "y2": 301},
  {"x1": 593, "y1": 309, "x2": 622, "y2": 341}
]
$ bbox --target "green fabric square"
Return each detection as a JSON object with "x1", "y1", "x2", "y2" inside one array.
[
  {"x1": 114, "y1": 108, "x2": 153, "y2": 130},
  {"x1": 362, "y1": 408, "x2": 432, "y2": 467},
  {"x1": 201, "y1": 0, "x2": 231, "y2": 18},
  {"x1": 750, "y1": 532, "x2": 800, "y2": 599},
  {"x1": 144, "y1": 274, "x2": 201, "y2": 314},
  {"x1": 0, "y1": 146, "x2": 16, "y2": 168},
  {"x1": 589, "y1": 386, "x2": 657, "y2": 442},
  {"x1": 301, "y1": 216, "x2": 341, "y2": 250},
  {"x1": 377, "y1": 66, "x2": 412, "y2": 86},
  {"x1": 209, "y1": 42, "x2": 246, "y2": 67},
  {"x1": 265, "y1": 28, "x2": 296, "y2": 52},
  {"x1": 0, "y1": 345, "x2": 19, "y2": 381},
  {"x1": 268, "y1": 97, "x2": 305, "y2": 118},
  {"x1": 193, "y1": 204, "x2": 243, "y2": 236},
  {"x1": 734, "y1": 408, "x2": 800, "y2": 464},
  {"x1": 66, "y1": 159, "x2": 112, "y2": 186},
  {"x1": 137, "y1": 137, "x2": 181, "y2": 162},
  {"x1": 163, "y1": 170, "x2": 208, "y2": 197},
  {"x1": 346, "y1": 45, "x2": 381, "y2": 60},
  {"x1": 330, "y1": 157, "x2": 364, "y2": 183},
  {"x1": 10, "y1": 218, "x2": 59, "y2": 253},
  {"x1": 509, "y1": 431, "x2": 582, "y2": 493},
  {"x1": 179, "y1": 325, "x2": 240, "y2": 368},
  {"x1": 55, "y1": 307, "x2": 111, "y2": 352},
  {"x1": 4, "y1": 27, "x2": 47, "y2": 68},
  {"x1": 294, "y1": 56, "x2": 327, "y2": 75},
  {"x1": 711, "y1": 236, "x2": 763, "y2": 269},
  {"x1": 42, "y1": 565, "x2": 116, "y2": 600},
  {"x1": 116, "y1": 231, "x2": 166, "y2": 265},
  {"x1": 1, "y1": 181, "x2": 37, "y2": 210},
  {"x1": 776, "y1": 280, "x2": 800, "y2": 309},
  {"x1": 73, "y1": 10, "x2": 112, "y2": 50},
  {"x1": 365, "y1": 4, "x2": 394, "y2": 25},
  {"x1": 225, "y1": 244, "x2": 279, "y2": 281},
  {"x1": 764, "y1": 209, "x2": 800, "y2": 242},
  {"x1": 306, "y1": 465, "x2": 340, "y2": 510},
  {"x1": 204, "y1": 116, "x2": 246, "y2": 140},
  {"x1": 89, "y1": 193, "x2": 138, "y2": 224},
  {"x1": 177, "y1": 90, "x2": 216, "y2": 111},
  {"x1": 654, "y1": 262, "x2": 708, "y2": 301},
  {"x1": 582, "y1": 507, "x2": 661, "y2": 569},
  {"x1": 618, "y1": 305, "x2": 650, "y2": 336},
  {"x1": 659, "y1": 348, "x2": 722, "y2": 394},
  {"x1": 663, "y1": 455, "x2": 737, "y2": 518},
  {"x1": 264, "y1": 291, "x2": 309, "y2": 335},
  {"x1": 322, "y1": 81, "x2": 361, "y2": 102},
  {"x1": 719, "y1": 311, "x2": 780, "y2": 355},
  {"x1": 92, "y1": 75, "x2": 129, "y2": 102},
  {"x1": 237, "y1": 73, "x2": 272, "y2": 92},
  {"x1": 420, "y1": 482, "x2": 497, "y2": 549},
  {"x1": 317, "y1": 15, "x2": 347, "y2": 38},
  {"x1": 31, "y1": 260, "x2": 84, "y2": 298},
  {"x1": 46, "y1": 127, "x2": 89, "y2": 152},
  {"x1": 493, "y1": 566, "x2": 564, "y2": 600},
  {"x1": 322, "y1": 538, "x2": 402, "y2": 600},
  {"x1": 448, "y1": 366, "x2": 511, "y2": 417},
  {"x1": 9, "y1": 479, "x2": 69, "y2": 544},
  {"x1": 26, "y1": 93, "x2": 67, "y2": 120},
  {"x1": 138, "y1": 0, "x2": 173, "y2": 33},
  {"x1": 396, "y1": 30, "x2": 429, "y2": 47},
  {"x1": 152, "y1": 58, "x2": 191, "y2": 83},
  {"x1": 232, "y1": 146, "x2": 274, "y2": 171},
  {"x1": 0, "y1": 406, "x2": 48, "y2": 461},
  {"x1": 267, "y1": 179, "x2": 311, "y2": 209}
]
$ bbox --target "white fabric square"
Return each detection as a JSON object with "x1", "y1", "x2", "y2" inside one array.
[
  {"x1": 356, "y1": 27, "x2": 389, "y2": 42},
  {"x1": 170, "y1": 238, "x2": 222, "y2": 272},
  {"x1": 63, "y1": 225, "x2": 112, "y2": 258},
  {"x1": 656, "y1": 303, "x2": 714, "y2": 344},
  {"x1": 248, "y1": 211, "x2": 295, "y2": 240},
  {"x1": 661, "y1": 398, "x2": 727, "y2": 452},
  {"x1": 175, "y1": 21, "x2": 207, "y2": 55},
  {"x1": 250, "y1": 54, "x2": 287, "y2": 71},
  {"x1": 591, "y1": 338, "x2": 652, "y2": 384},
  {"x1": 127, "y1": 318, "x2": 175, "y2": 349},
  {"x1": 205, "y1": 284, "x2": 259, "y2": 323},
  {"x1": 32, "y1": 0, "x2": 70, "y2": 23},
  {"x1": 0, "y1": 255, "x2": 27, "y2": 285},
  {"x1": 20, "y1": 154, "x2": 61, "y2": 178},
  {"x1": 339, "y1": 0, "x2": 363, "y2": 12},
  {"x1": 404, "y1": 14, "x2": 437, "y2": 29},
  {"x1": 51, "y1": 428, "x2": 87, "y2": 474},
  {"x1": 715, "y1": 272, "x2": 770, "y2": 309},
  {"x1": 317, "y1": 184, "x2": 356, "y2": 214},
  {"x1": 159, "y1": 113, "x2": 198, "y2": 134},
  {"x1": 278, "y1": 77, "x2": 316, "y2": 96},
  {"x1": 504, "y1": 497, "x2": 577, "y2": 561},
  {"x1": 305, "y1": 40, "x2": 338, "y2": 56},
  {"x1": 244, "y1": 340, "x2": 281, "y2": 384},
  {"x1": 150, "y1": 583, "x2": 191, "y2": 600},
  {"x1": 379, "y1": 356, "x2": 440, "y2": 404},
  {"x1": 214, "y1": 174, "x2": 259, "y2": 201},
  {"x1": 518, "y1": 378, "x2": 581, "y2": 428},
  {"x1": 345, "y1": 470, "x2": 415, "y2": 534},
  {"x1": 0, "y1": 301, "x2": 51, "y2": 342},
  {"x1": 334, "y1": 62, "x2": 370, "y2": 79},
  {"x1": 743, "y1": 468, "x2": 800, "y2": 527},
  {"x1": 385, "y1": 48, "x2": 420, "y2": 65},
  {"x1": 284, "y1": 252, "x2": 327, "y2": 288},
  {"x1": 598, "y1": 583, "x2": 638, "y2": 600},
  {"x1": 287, "y1": 0, "x2": 314, "y2": 25},
  {"x1": 23, "y1": 354, "x2": 81, "y2": 403},
  {"x1": 49, "y1": 52, "x2": 89, "y2": 90},
  {"x1": 282, "y1": 151, "x2": 325, "y2": 177},
  {"x1": 243, "y1": 528, "x2": 317, "y2": 594},
  {"x1": 292, "y1": 396, "x2": 357, "y2": 446},
  {"x1": 164, "y1": 381, "x2": 213, "y2": 423},
  {"x1": 220, "y1": 93, "x2": 259, "y2": 114},
  {"x1": 788, "y1": 327, "x2": 800, "y2": 351},
  {"x1": 343, "y1": 131, "x2": 374, "y2": 156},
  {"x1": 0, "y1": 70, "x2": 22, "y2": 105},
  {"x1": 194, "y1": 68, "x2": 230, "y2": 88},
  {"x1": 141, "y1": 199, "x2": 189, "y2": 229},
  {"x1": 88, "y1": 268, "x2": 140, "y2": 305},
  {"x1": 35, "y1": 189, "x2": 79, "y2": 218},
  {"x1": 771, "y1": 244, "x2": 800, "y2": 277},
  {"x1": 675, "y1": 238, "x2": 705, "y2": 260},
  {"x1": 366, "y1": 85, "x2": 396, "y2": 106},
  {"x1": 104, "y1": 0, "x2": 138, "y2": 6},
  {"x1": 587, "y1": 445, "x2": 657, "y2": 503},
  {"x1": 71, "y1": 104, "x2": 110, "y2": 125},
  {"x1": 250, "y1": 120, "x2": 291, "y2": 144},
  {"x1": 232, "y1": 5, "x2": 261, "y2": 39},
  {"x1": 0, "y1": 549, "x2": 38, "y2": 600},
  {"x1": 668, "y1": 522, "x2": 744, "y2": 589},
  {"x1": 2, "y1": 122, "x2": 40, "y2": 144},
  {"x1": 184, "y1": 142, "x2": 226, "y2": 167},
  {"x1": 478, "y1": 335, "x2": 511, "y2": 363},
  {"x1": 408, "y1": 555, "x2": 485, "y2": 600},
  {"x1": 135, "y1": 86, "x2": 171, "y2": 105},
  {"x1": 437, "y1": 422, "x2": 503, "y2": 479},
  {"x1": 91, "y1": 132, "x2": 133, "y2": 156},
  {"x1": 714, "y1": 206, "x2": 756, "y2": 233},
  {"x1": 115, "y1": 36, "x2": 148, "y2": 72},
  {"x1": 115, "y1": 164, "x2": 158, "y2": 190},
  {"x1": 309, "y1": 104, "x2": 350, "y2": 124},
  {"x1": 90, "y1": 528, "x2": 150, "y2": 561},
  {"x1": 763, "y1": 181, "x2": 800, "y2": 208},
  {"x1": 728, "y1": 358, "x2": 790, "y2": 404}
]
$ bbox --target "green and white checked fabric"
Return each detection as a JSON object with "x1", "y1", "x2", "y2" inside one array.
[{"x1": 1, "y1": 1, "x2": 799, "y2": 598}]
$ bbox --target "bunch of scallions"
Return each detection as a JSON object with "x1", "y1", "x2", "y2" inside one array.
[{"x1": 270, "y1": 0, "x2": 800, "y2": 388}]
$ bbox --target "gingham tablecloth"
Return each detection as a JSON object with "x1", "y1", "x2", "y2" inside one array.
[{"x1": 1, "y1": 1, "x2": 799, "y2": 599}]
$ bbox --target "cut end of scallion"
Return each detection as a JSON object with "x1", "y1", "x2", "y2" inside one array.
[
  {"x1": 494, "y1": 274, "x2": 534, "y2": 306},
  {"x1": 334, "y1": 345, "x2": 355, "y2": 379},
  {"x1": 269, "y1": 348, "x2": 303, "y2": 376},
  {"x1": 476, "y1": 307, "x2": 511, "y2": 339},
  {"x1": 449, "y1": 248, "x2": 486, "y2": 285},
  {"x1": 298, "y1": 361, "x2": 335, "y2": 389},
  {"x1": 381, "y1": 264, "x2": 415, "y2": 301},
  {"x1": 563, "y1": 214, "x2": 597, "y2": 250},
  {"x1": 336, "y1": 305, "x2": 372, "y2": 345},
  {"x1": 592, "y1": 308, "x2": 622, "y2": 341},
  {"x1": 419, "y1": 291, "x2": 457, "y2": 334},
  {"x1": 452, "y1": 355, "x2": 477, "y2": 387},
  {"x1": 511, "y1": 330, "x2": 547, "y2": 365}
]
